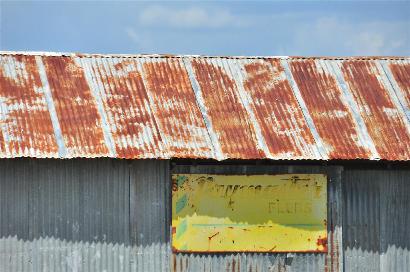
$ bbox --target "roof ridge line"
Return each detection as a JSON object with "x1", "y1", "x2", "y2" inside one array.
[{"x1": 1, "y1": 51, "x2": 409, "y2": 60}]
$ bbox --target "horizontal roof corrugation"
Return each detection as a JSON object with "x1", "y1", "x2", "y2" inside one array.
[{"x1": 0, "y1": 52, "x2": 409, "y2": 160}]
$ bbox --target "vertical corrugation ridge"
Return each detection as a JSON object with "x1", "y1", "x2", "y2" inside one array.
[
  {"x1": 42, "y1": 56, "x2": 110, "y2": 157},
  {"x1": 97, "y1": 57, "x2": 164, "y2": 158},
  {"x1": 223, "y1": 58, "x2": 272, "y2": 158},
  {"x1": 35, "y1": 56, "x2": 67, "y2": 157},
  {"x1": 75, "y1": 57, "x2": 117, "y2": 157},
  {"x1": 0, "y1": 55, "x2": 59, "y2": 157},
  {"x1": 131, "y1": 160, "x2": 170, "y2": 271},
  {"x1": 280, "y1": 59, "x2": 327, "y2": 159},
  {"x1": 182, "y1": 57, "x2": 224, "y2": 160},
  {"x1": 379, "y1": 59, "x2": 410, "y2": 122},
  {"x1": 135, "y1": 58, "x2": 171, "y2": 158},
  {"x1": 287, "y1": 58, "x2": 373, "y2": 159},
  {"x1": 264, "y1": 59, "x2": 321, "y2": 159},
  {"x1": 210, "y1": 57, "x2": 263, "y2": 159},
  {"x1": 340, "y1": 60, "x2": 410, "y2": 160},
  {"x1": 189, "y1": 57, "x2": 262, "y2": 159},
  {"x1": 138, "y1": 57, "x2": 215, "y2": 159},
  {"x1": 343, "y1": 169, "x2": 410, "y2": 272},
  {"x1": 374, "y1": 61, "x2": 410, "y2": 126},
  {"x1": 325, "y1": 60, "x2": 379, "y2": 160},
  {"x1": 0, "y1": 54, "x2": 410, "y2": 160}
]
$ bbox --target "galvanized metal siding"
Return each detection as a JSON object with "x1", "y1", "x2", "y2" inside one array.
[
  {"x1": 172, "y1": 164, "x2": 343, "y2": 272},
  {"x1": 0, "y1": 159, "x2": 171, "y2": 271},
  {"x1": 1, "y1": 158, "x2": 409, "y2": 271},
  {"x1": 1, "y1": 52, "x2": 410, "y2": 161},
  {"x1": 343, "y1": 169, "x2": 410, "y2": 272},
  {"x1": 130, "y1": 159, "x2": 171, "y2": 272}
]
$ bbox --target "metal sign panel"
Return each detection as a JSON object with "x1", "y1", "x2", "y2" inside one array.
[{"x1": 171, "y1": 174, "x2": 327, "y2": 253}]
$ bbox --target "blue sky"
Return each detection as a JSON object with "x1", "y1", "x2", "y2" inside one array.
[{"x1": 1, "y1": 1, "x2": 409, "y2": 56}]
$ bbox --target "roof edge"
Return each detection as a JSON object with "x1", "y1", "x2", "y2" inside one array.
[{"x1": 1, "y1": 51, "x2": 409, "y2": 60}]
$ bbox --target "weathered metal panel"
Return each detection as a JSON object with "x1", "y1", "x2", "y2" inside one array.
[
  {"x1": 140, "y1": 58, "x2": 214, "y2": 159},
  {"x1": 188, "y1": 57, "x2": 264, "y2": 159},
  {"x1": 340, "y1": 60, "x2": 410, "y2": 160},
  {"x1": 0, "y1": 52, "x2": 409, "y2": 161},
  {"x1": 130, "y1": 159, "x2": 171, "y2": 272},
  {"x1": 0, "y1": 236, "x2": 170, "y2": 272},
  {"x1": 77, "y1": 57, "x2": 163, "y2": 158},
  {"x1": 172, "y1": 164, "x2": 343, "y2": 272},
  {"x1": 171, "y1": 174, "x2": 327, "y2": 253},
  {"x1": 0, "y1": 159, "x2": 30, "y2": 239},
  {"x1": 382, "y1": 59, "x2": 410, "y2": 121},
  {"x1": 343, "y1": 168, "x2": 410, "y2": 272},
  {"x1": 0, "y1": 159, "x2": 171, "y2": 271},
  {"x1": 0, "y1": 55, "x2": 59, "y2": 157},
  {"x1": 288, "y1": 59, "x2": 375, "y2": 159},
  {"x1": 42, "y1": 57, "x2": 111, "y2": 157},
  {"x1": 238, "y1": 58, "x2": 321, "y2": 159}
]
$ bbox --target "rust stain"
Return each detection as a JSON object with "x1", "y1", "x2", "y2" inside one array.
[
  {"x1": 42, "y1": 56, "x2": 109, "y2": 156},
  {"x1": 341, "y1": 60, "x2": 410, "y2": 160},
  {"x1": 86, "y1": 58, "x2": 162, "y2": 158},
  {"x1": 208, "y1": 231, "x2": 220, "y2": 251},
  {"x1": 143, "y1": 59, "x2": 213, "y2": 158},
  {"x1": 0, "y1": 53, "x2": 409, "y2": 161},
  {"x1": 389, "y1": 61, "x2": 410, "y2": 109},
  {"x1": 269, "y1": 246, "x2": 277, "y2": 251},
  {"x1": 242, "y1": 59, "x2": 318, "y2": 158},
  {"x1": 316, "y1": 236, "x2": 328, "y2": 252},
  {"x1": 191, "y1": 59, "x2": 262, "y2": 159},
  {"x1": 0, "y1": 55, "x2": 58, "y2": 155},
  {"x1": 289, "y1": 59, "x2": 371, "y2": 159}
]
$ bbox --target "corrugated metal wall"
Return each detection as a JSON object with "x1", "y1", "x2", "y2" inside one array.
[
  {"x1": 343, "y1": 168, "x2": 410, "y2": 272},
  {"x1": 0, "y1": 159, "x2": 408, "y2": 271},
  {"x1": 0, "y1": 159, "x2": 170, "y2": 272}
]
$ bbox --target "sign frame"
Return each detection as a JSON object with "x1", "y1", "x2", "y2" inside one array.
[{"x1": 171, "y1": 174, "x2": 328, "y2": 253}]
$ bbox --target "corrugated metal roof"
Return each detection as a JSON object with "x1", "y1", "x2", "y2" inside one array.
[{"x1": 0, "y1": 52, "x2": 409, "y2": 160}]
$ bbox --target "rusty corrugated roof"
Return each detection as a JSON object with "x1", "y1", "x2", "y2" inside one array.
[{"x1": 0, "y1": 52, "x2": 409, "y2": 160}]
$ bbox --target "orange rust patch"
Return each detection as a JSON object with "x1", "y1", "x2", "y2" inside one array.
[
  {"x1": 143, "y1": 59, "x2": 213, "y2": 158},
  {"x1": 87, "y1": 58, "x2": 162, "y2": 158},
  {"x1": 389, "y1": 62, "x2": 410, "y2": 108},
  {"x1": 316, "y1": 236, "x2": 328, "y2": 252},
  {"x1": 242, "y1": 59, "x2": 317, "y2": 158},
  {"x1": 191, "y1": 59, "x2": 262, "y2": 159},
  {"x1": 289, "y1": 59, "x2": 371, "y2": 159},
  {"x1": 42, "y1": 56, "x2": 109, "y2": 156},
  {"x1": 341, "y1": 60, "x2": 410, "y2": 160},
  {"x1": 0, "y1": 55, "x2": 58, "y2": 155}
]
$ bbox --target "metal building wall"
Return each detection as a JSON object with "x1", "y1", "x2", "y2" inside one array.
[
  {"x1": 0, "y1": 159, "x2": 170, "y2": 272},
  {"x1": 343, "y1": 168, "x2": 410, "y2": 272},
  {"x1": 0, "y1": 159, "x2": 409, "y2": 272}
]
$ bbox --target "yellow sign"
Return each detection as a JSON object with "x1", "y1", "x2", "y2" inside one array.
[{"x1": 172, "y1": 174, "x2": 327, "y2": 253}]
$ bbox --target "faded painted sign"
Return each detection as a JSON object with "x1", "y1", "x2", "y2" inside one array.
[{"x1": 172, "y1": 174, "x2": 327, "y2": 253}]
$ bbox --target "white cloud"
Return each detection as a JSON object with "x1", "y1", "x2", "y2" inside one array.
[
  {"x1": 293, "y1": 17, "x2": 409, "y2": 55},
  {"x1": 138, "y1": 5, "x2": 247, "y2": 29}
]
